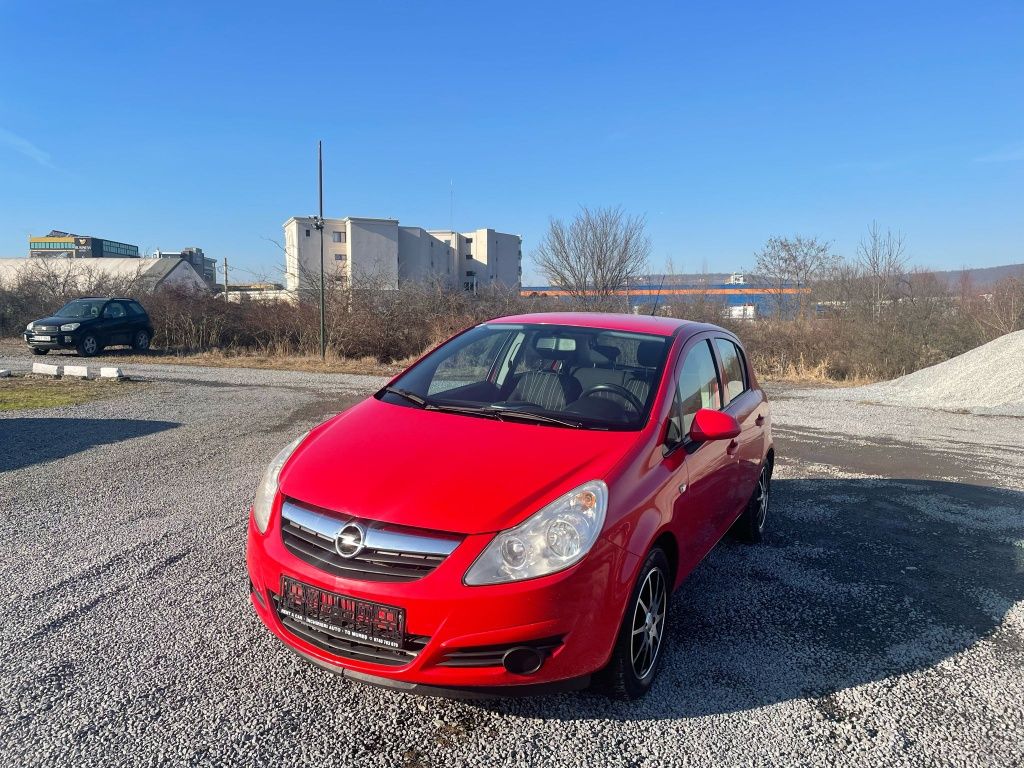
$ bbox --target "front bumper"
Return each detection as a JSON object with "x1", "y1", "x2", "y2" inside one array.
[
  {"x1": 246, "y1": 508, "x2": 639, "y2": 693},
  {"x1": 24, "y1": 332, "x2": 79, "y2": 350}
]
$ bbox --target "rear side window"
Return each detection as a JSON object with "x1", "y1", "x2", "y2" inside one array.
[
  {"x1": 677, "y1": 340, "x2": 721, "y2": 434},
  {"x1": 127, "y1": 301, "x2": 147, "y2": 316},
  {"x1": 715, "y1": 339, "x2": 748, "y2": 405}
]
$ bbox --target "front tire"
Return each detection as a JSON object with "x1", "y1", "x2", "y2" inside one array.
[
  {"x1": 733, "y1": 461, "x2": 771, "y2": 543},
  {"x1": 595, "y1": 547, "x2": 671, "y2": 700},
  {"x1": 77, "y1": 334, "x2": 100, "y2": 357}
]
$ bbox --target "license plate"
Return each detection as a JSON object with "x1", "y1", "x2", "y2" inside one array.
[
  {"x1": 279, "y1": 576, "x2": 406, "y2": 649},
  {"x1": 33, "y1": 335, "x2": 52, "y2": 342}
]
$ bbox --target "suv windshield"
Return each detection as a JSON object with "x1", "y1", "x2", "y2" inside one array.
[
  {"x1": 55, "y1": 299, "x2": 107, "y2": 319},
  {"x1": 378, "y1": 323, "x2": 672, "y2": 430}
]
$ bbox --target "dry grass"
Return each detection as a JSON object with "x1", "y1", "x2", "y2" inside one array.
[
  {"x1": 757, "y1": 355, "x2": 877, "y2": 387},
  {"x1": 0, "y1": 376, "x2": 138, "y2": 411}
]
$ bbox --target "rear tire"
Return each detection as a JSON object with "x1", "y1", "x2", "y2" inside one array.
[
  {"x1": 30, "y1": 348, "x2": 49, "y2": 355},
  {"x1": 594, "y1": 547, "x2": 671, "y2": 700},
  {"x1": 132, "y1": 330, "x2": 151, "y2": 351},
  {"x1": 77, "y1": 334, "x2": 100, "y2": 357},
  {"x1": 733, "y1": 461, "x2": 772, "y2": 543}
]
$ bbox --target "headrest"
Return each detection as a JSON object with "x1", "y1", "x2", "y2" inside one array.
[
  {"x1": 636, "y1": 340, "x2": 664, "y2": 368},
  {"x1": 578, "y1": 343, "x2": 619, "y2": 367},
  {"x1": 534, "y1": 335, "x2": 577, "y2": 360}
]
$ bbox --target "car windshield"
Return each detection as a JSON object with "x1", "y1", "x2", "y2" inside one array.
[
  {"x1": 55, "y1": 299, "x2": 106, "y2": 319},
  {"x1": 379, "y1": 323, "x2": 672, "y2": 430}
]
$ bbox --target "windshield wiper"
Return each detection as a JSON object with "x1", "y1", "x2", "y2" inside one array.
[
  {"x1": 383, "y1": 386, "x2": 428, "y2": 407},
  {"x1": 487, "y1": 408, "x2": 583, "y2": 428},
  {"x1": 424, "y1": 403, "x2": 502, "y2": 420}
]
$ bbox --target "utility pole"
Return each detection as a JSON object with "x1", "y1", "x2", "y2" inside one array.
[
  {"x1": 223, "y1": 257, "x2": 229, "y2": 302},
  {"x1": 313, "y1": 140, "x2": 326, "y2": 360}
]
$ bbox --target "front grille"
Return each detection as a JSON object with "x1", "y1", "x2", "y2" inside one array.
[
  {"x1": 33, "y1": 325, "x2": 58, "y2": 333},
  {"x1": 271, "y1": 591, "x2": 429, "y2": 666},
  {"x1": 280, "y1": 500, "x2": 461, "y2": 583},
  {"x1": 438, "y1": 636, "x2": 564, "y2": 668}
]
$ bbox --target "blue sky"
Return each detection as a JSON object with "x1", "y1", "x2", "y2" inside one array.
[{"x1": 1, "y1": 1, "x2": 1021, "y2": 284}]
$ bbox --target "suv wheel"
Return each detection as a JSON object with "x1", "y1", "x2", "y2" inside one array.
[
  {"x1": 30, "y1": 348, "x2": 49, "y2": 356},
  {"x1": 733, "y1": 461, "x2": 772, "y2": 543},
  {"x1": 77, "y1": 334, "x2": 100, "y2": 357},
  {"x1": 132, "y1": 330, "x2": 151, "y2": 351},
  {"x1": 595, "y1": 547, "x2": 671, "y2": 700}
]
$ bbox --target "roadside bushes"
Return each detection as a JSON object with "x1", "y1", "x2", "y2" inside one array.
[{"x1": 1, "y1": 261, "x2": 1021, "y2": 380}]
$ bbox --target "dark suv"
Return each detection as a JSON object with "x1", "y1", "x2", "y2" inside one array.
[{"x1": 24, "y1": 297, "x2": 154, "y2": 357}]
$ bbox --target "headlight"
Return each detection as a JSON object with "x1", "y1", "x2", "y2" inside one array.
[
  {"x1": 25, "y1": 322, "x2": 33, "y2": 331},
  {"x1": 464, "y1": 480, "x2": 608, "y2": 585},
  {"x1": 252, "y1": 431, "x2": 309, "y2": 533},
  {"x1": 60, "y1": 323, "x2": 80, "y2": 331}
]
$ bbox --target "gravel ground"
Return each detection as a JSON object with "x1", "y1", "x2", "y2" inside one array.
[{"x1": 1, "y1": 347, "x2": 1022, "y2": 767}]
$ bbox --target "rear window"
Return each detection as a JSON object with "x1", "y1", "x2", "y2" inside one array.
[{"x1": 715, "y1": 338, "x2": 748, "y2": 405}]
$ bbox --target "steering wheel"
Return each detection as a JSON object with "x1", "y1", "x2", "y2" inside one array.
[{"x1": 580, "y1": 383, "x2": 644, "y2": 413}]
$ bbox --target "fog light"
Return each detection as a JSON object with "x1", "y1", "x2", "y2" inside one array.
[{"x1": 502, "y1": 646, "x2": 544, "y2": 675}]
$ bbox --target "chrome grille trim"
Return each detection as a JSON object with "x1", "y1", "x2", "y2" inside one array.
[
  {"x1": 279, "y1": 500, "x2": 461, "y2": 582},
  {"x1": 281, "y1": 501, "x2": 460, "y2": 557}
]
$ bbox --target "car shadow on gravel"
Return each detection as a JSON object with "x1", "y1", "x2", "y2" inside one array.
[
  {"x1": 0, "y1": 418, "x2": 179, "y2": 472},
  {"x1": 484, "y1": 478, "x2": 1024, "y2": 721}
]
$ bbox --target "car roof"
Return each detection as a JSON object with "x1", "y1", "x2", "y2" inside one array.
[
  {"x1": 74, "y1": 296, "x2": 138, "y2": 302},
  {"x1": 486, "y1": 311, "x2": 723, "y2": 338}
]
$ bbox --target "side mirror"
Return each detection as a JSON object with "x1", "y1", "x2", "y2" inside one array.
[{"x1": 689, "y1": 408, "x2": 741, "y2": 442}]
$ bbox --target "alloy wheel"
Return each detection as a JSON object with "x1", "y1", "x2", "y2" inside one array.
[
  {"x1": 755, "y1": 469, "x2": 769, "y2": 530},
  {"x1": 629, "y1": 566, "x2": 667, "y2": 679},
  {"x1": 135, "y1": 331, "x2": 150, "y2": 350},
  {"x1": 83, "y1": 336, "x2": 97, "y2": 355}
]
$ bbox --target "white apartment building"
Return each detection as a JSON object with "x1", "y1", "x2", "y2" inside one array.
[{"x1": 282, "y1": 216, "x2": 522, "y2": 294}]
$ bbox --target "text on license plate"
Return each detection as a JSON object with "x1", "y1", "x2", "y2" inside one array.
[{"x1": 279, "y1": 576, "x2": 406, "y2": 649}]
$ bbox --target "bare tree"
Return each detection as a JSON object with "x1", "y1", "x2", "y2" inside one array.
[
  {"x1": 753, "y1": 235, "x2": 836, "y2": 319},
  {"x1": 533, "y1": 206, "x2": 651, "y2": 308},
  {"x1": 968, "y1": 275, "x2": 1024, "y2": 338},
  {"x1": 857, "y1": 221, "x2": 908, "y2": 320}
]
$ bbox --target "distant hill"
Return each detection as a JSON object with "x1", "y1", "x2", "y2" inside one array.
[
  {"x1": 930, "y1": 263, "x2": 1024, "y2": 288},
  {"x1": 638, "y1": 263, "x2": 1024, "y2": 289}
]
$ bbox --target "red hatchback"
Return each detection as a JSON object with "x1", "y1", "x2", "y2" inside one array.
[{"x1": 247, "y1": 312, "x2": 773, "y2": 699}]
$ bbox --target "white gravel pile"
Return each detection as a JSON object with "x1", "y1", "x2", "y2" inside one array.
[{"x1": 850, "y1": 329, "x2": 1024, "y2": 416}]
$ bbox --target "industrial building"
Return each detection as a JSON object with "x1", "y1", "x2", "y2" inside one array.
[
  {"x1": 282, "y1": 216, "x2": 522, "y2": 294},
  {"x1": 521, "y1": 276, "x2": 810, "y2": 320},
  {"x1": 29, "y1": 231, "x2": 139, "y2": 259}
]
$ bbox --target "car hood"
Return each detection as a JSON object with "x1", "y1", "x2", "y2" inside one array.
[
  {"x1": 278, "y1": 397, "x2": 642, "y2": 535},
  {"x1": 30, "y1": 315, "x2": 90, "y2": 327}
]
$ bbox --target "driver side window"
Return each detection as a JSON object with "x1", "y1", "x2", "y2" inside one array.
[{"x1": 677, "y1": 340, "x2": 721, "y2": 435}]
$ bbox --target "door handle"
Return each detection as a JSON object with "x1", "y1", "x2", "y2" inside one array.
[
  {"x1": 726, "y1": 439, "x2": 739, "y2": 456},
  {"x1": 755, "y1": 414, "x2": 765, "y2": 427}
]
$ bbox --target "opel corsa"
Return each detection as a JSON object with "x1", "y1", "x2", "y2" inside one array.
[{"x1": 247, "y1": 312, "x2": 773, "y2": 699}]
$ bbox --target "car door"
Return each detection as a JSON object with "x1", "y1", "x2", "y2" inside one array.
[
  {"x1": 663, "y1": 335, "x2": 732, "y2": 575},
  {"x1": 100, "y1": 301, "x2": 130, "y2": 345},
  {"x1": 713, "y1": 337, "x2": 763, "y2": 520}
]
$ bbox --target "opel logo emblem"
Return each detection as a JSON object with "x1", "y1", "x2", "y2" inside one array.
[{"x1": 335, "y1": 522, "x2": 366, "y2": 559}]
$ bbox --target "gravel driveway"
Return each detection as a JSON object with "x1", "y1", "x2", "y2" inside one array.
[{"x1": 1, "y1": 348, "x2": 1022, "y2": 767}]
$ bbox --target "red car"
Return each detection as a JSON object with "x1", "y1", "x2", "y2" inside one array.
[{"x1": 247, "y1": 312, "x2": 773, "y2": 699}]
